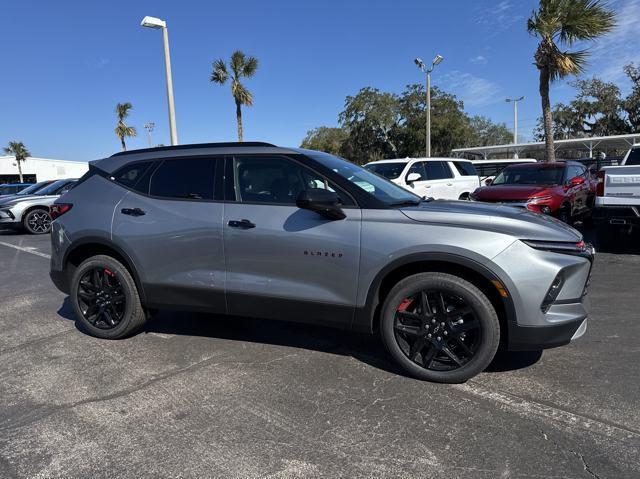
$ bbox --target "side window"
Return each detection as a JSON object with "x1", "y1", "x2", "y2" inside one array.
[
  {"x1": 406, "y1": 162, "x2": 426, "y2": 181},
  {"x1": 149, "y1": 158, "x2": 216, "y2": 200},
  {"x1": 57, "y1": 181, "x2": 76, "y2": 195},
  {"x1": 234, "y1": 156, "x2": 351, "y2": 205},
  {"x1": 566, "y1": 165, "x2": 583, "y2": 181},
  {"x1": 114, "y1": 161, "x2": 156, "y2": 194},
  {"x1": 425, "y1": 161, "x2": 453, "y2": 180},
  {"x1": 452, "y1": 161, "x2": 477, "y2": 176}
]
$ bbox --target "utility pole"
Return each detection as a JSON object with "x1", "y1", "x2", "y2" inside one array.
[
  {"x1": 144, "y1": 122, "x2": 155, "y2": 147},
  {"x1": 506, "y1": 96, "x2": 524, "y2": 158},
  {"x1": 415, "y1": 55, "x2": 444, "y2": 158}
]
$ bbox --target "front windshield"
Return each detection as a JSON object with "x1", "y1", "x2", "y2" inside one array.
[
  {"x1": 364, "y1": 162, "x2": 407, "y2": 180},
  {"x1": 17, "y1": 182, "x2": 48, "y2": 195},
  {"x1": 36, "y1": 180, "x2": 70, "y2": 196},
  {"x1": 492, "y1": 166, "x2": 564, "y2": 186},
  {"x1": 307, "y1": 152, "x2": 421, "y2": 205}
]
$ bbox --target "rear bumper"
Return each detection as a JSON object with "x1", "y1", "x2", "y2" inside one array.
[
  {"x1": 508, "y1": 316, "x2": 587, "y2": 351},
  {"x1": 593, "y1": 206, "x2": 640, "y2": 226}
]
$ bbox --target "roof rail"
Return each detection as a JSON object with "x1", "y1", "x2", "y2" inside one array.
[{"x1": 110, "y1": 141, "x2": 278, "y2": 157}]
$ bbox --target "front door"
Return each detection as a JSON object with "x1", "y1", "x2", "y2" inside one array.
[{"x1": 222, "y1": 155, "x2": 362, "y2": 328}]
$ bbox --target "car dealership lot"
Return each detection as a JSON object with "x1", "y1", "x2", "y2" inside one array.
[{"x1": 0, "y1": 229, "x2": 638, "y2": 478}]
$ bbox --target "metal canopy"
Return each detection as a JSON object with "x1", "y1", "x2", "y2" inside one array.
[{"x1": 451, "y1": 133, "x2": 640, "y2": 159}]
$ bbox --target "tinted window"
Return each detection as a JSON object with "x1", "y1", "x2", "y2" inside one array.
[
  {"x1": 625, "y1": 148, "x2": 640, "y2": 166},
  {"x1": 425, "y1": 161, "x2": 453, "y2": 180},
  {"x1": 492, "y1": 166, "x2": 564, "y2": 186},
  {"x1": 234, "y1": 156, "x2": 351, "y2": 205},
  {"x1": 453, "y1": 161, "x2": 477, "y2": 176},
  {"x1": 149, "y1": 158, "x2": 215, "y2": 200},
  {"x1": 566, "y1": 165, "x2": 584, "y2": 181},
  {"x1": 114, "y1": 161, "x2": 156, "y2": 194},
  {"x1": 16, "y1": 181, "x2": 51, "y2": 195},
  {"x1": 365, "y1": 162, "x2": 407, "y2": 179},
  {"x1": 55, "y1": 181, "x2": 77, "y2": 195},
  {"x1": 406, "y1": 162, "x2": 427, "y2": 181},
  {"x1": 37, "y1": 180, "x2": 74, "y2": 196}
]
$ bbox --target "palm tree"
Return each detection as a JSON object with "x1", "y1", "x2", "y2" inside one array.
[
  {"x1": 528, "y1": 0, "x2": 615, "y2": 162},
  {"x1": 210, "y1": 51, "x2": 259, "y2": 142},
  {"x1": 3, "y1": 141, "x2": 30, "y2": 183},
  {"x1": 115, "y1": 102, "x2": 137, "y2": 151}
]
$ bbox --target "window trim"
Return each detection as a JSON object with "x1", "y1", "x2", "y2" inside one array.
[{"x1": 225, "y1": 154, "x2": 359, "y2": 208}]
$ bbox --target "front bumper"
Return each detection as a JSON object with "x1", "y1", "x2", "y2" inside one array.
[{"x1": 508, "y1": 317, "x2": 587, "y2": 351}]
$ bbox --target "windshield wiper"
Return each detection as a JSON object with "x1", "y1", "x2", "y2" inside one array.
[{"x1": 389, "y1": 199, "x2": 422, "y2": 207}]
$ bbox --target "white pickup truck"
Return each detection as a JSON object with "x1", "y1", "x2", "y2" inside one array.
[{"x1": 593, "y1": 144, "x2": 640, "y2": 238}]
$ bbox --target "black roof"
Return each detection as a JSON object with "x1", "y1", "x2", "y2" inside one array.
[{"x1": 110, "y1": 142, "x2": 277, "y2": 157}]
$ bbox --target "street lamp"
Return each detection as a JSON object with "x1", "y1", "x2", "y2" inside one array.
[
  {"x1": 415, "y1": 54, "x2": 444, "y2": 158},
  {"x1": 141, "y1": 16, "x2": 178, "y2": 146},
  {"x1": 144, "y1": 122, "x2": 155, "y2": 147},
  {"x1": 505, "y1": 96, "x2": 524, "y2": 158}
]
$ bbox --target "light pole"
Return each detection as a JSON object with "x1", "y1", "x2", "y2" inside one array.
[
  {"x1": 415, "y1": 54, "x2": 444, "y2": 158},
  {"x1": 141, "y1": 16, "x2": 178, "y2": 146},
  {"x1": 144, "y1": 122, "x2": 155, "y2": 147},
  {"x1": 505, "y1": 96, "x2": 524, "y2": 158}
]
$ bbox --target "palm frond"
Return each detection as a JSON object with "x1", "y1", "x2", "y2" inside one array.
[
  {"x1": 115, "y1": 102, "x2": 133, "y2": 121},
  {"x1": 241, "y1": 56, "x2": 258, "y2": 78},
  {"x1": 559, "y1": 0, "x2": 616, "y2": 44},
  {"x1": 231, "y1": 80, "x2": 253, "y2": 106},
  {"x1": 210, "y1": 59, "x2": 228, "y2": 84},
  {"x1": 3, "y1": 141, "x2": 30, "y2": 160},
  {"x1": 230, "y1": 50, "x2": 246, "y2": 78},
  {"x1": 115, "y1": 124, "x2": 137, "y2": 139}
]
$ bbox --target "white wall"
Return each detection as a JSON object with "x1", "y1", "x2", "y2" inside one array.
[{"x1": 0, "y1": 156, "x2": 89, "y2": 182}]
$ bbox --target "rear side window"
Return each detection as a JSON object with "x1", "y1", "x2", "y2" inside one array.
[
  {"x1": 453, "y1": 161, "x2": 477, "y2": 176},
  {"x1": 149, "y1": 158, "x2": 216, "y2": 200},
  {"x1": 114, "y1": 161, "x2": 156, "y2": 194},
  {"x1": 626, "y1": 148, "x2": 640, "y2": 166},
  {"x1": 425, "y1": 161, "x2": 453, "y2": 180}
]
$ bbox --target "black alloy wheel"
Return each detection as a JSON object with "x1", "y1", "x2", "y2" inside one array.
[
  {"x1": 393, "y1": 290, "x2": 481, "y2": 371},
  {"x1": 77, "y1": 267, "x2": 126, "y2": 329}
]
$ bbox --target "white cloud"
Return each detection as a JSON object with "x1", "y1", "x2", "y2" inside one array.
[
  {"x1": 470, "y1": 55, "x2": 488, "y2": 65},
  {"x1": 581, "y1": 0, "x2": 640, "y2": 85},
  {"x1": 476, "y1": 0, "x2": 525, "y2": 31},
  {"x1": 438, "y1": 71, "x2": 502, "y2": 107}
]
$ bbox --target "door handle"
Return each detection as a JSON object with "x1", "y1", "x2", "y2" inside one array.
[
  {"x1": 447, "y1": 183, "x2": 453, "y2": 186},
  {"x1": 228, "y1": 219, "x2": 256, "y2": 229},
  {"x1": 121, "y1": 207, "x2": 145, "y2": 216}
]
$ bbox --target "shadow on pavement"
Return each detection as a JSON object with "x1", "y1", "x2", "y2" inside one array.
[{"x1": 56, "y1": 297, "x2": 542, "y2": 379}]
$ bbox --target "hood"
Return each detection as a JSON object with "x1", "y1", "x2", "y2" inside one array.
[
  {"x1": 473, "y1": 184, "x2": 554, "y2": 201},
  {"x1": 0, "y1": 194, "x2": 53, "y2": 207},
  {"x1": 0, "y1": 194, "x2": 36, "y2": 206},
  {"x1": 400, "y1": 200, "x2": 581, "y2": 242}
]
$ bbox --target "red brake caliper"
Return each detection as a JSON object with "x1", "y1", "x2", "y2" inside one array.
[{"x1": 397, "y1": 298, "x2": 413, "y2": 312}]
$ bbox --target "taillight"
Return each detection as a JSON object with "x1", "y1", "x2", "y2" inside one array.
[
  {"x1": 596, "y1": 170, "x2": 605, "y2": 197},
  {"x1": 49, "y1": 203, "x2": 73, "y2": 220}
]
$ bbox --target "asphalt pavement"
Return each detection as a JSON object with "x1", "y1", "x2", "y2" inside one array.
[{"x1": 0, "y1": 228, "x2": 638, "y2": 478}]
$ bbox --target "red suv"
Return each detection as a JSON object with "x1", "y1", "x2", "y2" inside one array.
[{"x1": 470, "y1": 161, "x2": 595, "y2": 223}]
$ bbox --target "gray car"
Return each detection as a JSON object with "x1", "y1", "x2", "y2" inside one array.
[
  {"x1": 0, "y1": 179, "x2": 77, "y2": 234},
  {"x1": 49, "y1": 143, "x2": 593, "y2": 383}
]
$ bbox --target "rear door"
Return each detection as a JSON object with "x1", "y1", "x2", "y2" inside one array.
[
  {"x1": 423, "y1": 161, "x2": 456, "y2": 199},
  {"x1": 565, "y1": 164, "x2": 589, "y2": 215},
  {"x1": 222, "y1": 155, "x2": 361, "y2": 328},
  {"x1": 111, "y1": 156, "x2": 226, "y2": 312}
]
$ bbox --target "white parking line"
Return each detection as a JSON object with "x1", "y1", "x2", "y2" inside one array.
[{"x1": 0, "y1": 240, "x2": 51, "y2": 259}]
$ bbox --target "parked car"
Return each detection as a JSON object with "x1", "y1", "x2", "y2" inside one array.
[
  {"x1": 593, "y1": 144, "x2": 640, "y2": 243},
  {"x1": 50, "y1": 143, "x2": 593, "y2": 383},
  {"x1": 471, "y1": 158, "x2": 538, "y2": 185},
  {"x1": 0, "y1": 179, "x2": 77, "y2": 234},
  {"x1": 470, "y1": 161, "x2": 595, "y2": 224},
  {"x1": 364, "y1": 158, "x2": 479, "y2": 200},
  {"x1": 0, "y1": 180, "x2": 54, "y2": 201},
  {"x1": 0, "y1": 183, "x2": 32, "y2": 196}
]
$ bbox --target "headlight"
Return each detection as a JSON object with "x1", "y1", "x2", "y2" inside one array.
[
  {"x1": 527, "y1": 195, "x2": 553, "y2": 204},
  {"x1": 523, "y1": 240, "x2": 594, "y2": 260}
]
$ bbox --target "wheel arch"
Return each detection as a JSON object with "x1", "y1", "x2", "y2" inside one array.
[
  {"x1": 62, "y1": 237, "x2": 146, "y2": 303},
  {"x1": 353, "y1": 253, "x2": 516, "y2": 344}
]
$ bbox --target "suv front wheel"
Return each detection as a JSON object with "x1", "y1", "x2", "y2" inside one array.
[
  {"x1": 70, "y1": 255, "x2": 147, "y2": 339},
  {"x1": 381, "y1": 272, "x2": 500, "y2": 383}
]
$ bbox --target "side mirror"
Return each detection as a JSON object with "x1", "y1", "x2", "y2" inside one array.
[
  {"x1": 296, "y1": 188, "x2": 346, "y2": 220},
  {"x1": 484, "y1": 178, "x2": 493, "y2": 186},
  {"x1": 406, "y1": 172, "x2": 422, "y2": 184},
  {"x1": 569, "y1": 176, "x2": 585, "y2": 186}
]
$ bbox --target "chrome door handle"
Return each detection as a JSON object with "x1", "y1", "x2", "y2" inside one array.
[{"x1": 228, "y1": 219, "x2": 256, "y2": 229}]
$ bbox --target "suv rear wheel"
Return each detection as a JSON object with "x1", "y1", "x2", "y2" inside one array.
[
  {"x1": 380, "y1": 272, "x2": 500, "y2": 383},
  {"x1": 70, "y1": 255, "x2": 147, "y2": 339}
]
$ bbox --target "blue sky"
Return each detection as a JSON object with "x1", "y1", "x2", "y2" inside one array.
[{"x1": 2, "y1": 0, "x2": 638, "y2": 161}]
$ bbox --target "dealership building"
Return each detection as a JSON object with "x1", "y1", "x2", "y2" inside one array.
[{"x1": 0, "y1": 156, "x2": 89, "y2": 183}]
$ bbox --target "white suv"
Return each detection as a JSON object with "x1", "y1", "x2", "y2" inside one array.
[{"x1": 364, "y1": 158, "x2": 480, "y2": 200}]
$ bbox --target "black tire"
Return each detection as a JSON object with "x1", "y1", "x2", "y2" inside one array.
[
  {"x1": 380, "y1": 272, "x2": 500, "y2": 383},
  {"x1": 458, "y1": 193, "x2": 470, "y2": 201},
  {"x1": 70, "y1": 255, "x2": 147, "y2": 339},
  {"x1": 22, "y1": 208, "x2": 52, "y2": 234}
]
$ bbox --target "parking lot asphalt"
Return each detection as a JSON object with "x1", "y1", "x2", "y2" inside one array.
[{"x1": 0, "y1": 228, "x2": 638, "y2": 479}]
